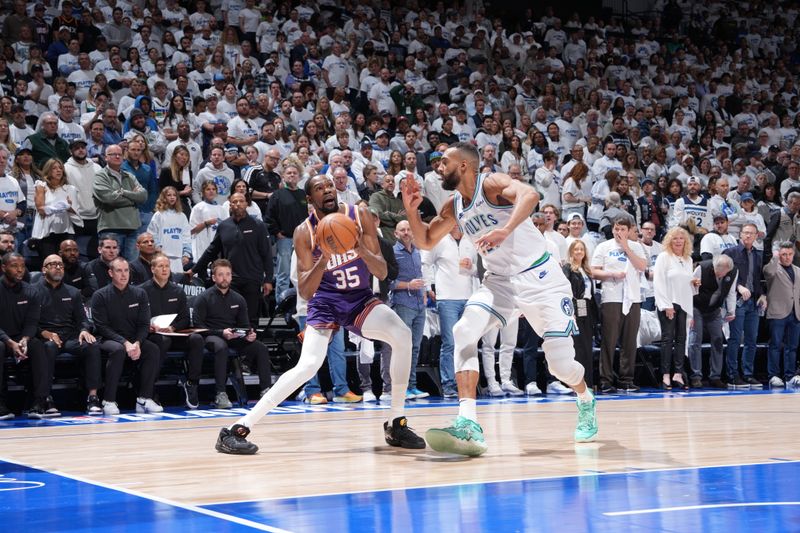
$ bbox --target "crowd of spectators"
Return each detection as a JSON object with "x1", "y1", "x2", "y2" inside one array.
[{"x1": 2, "y1": 0, "x2": 800, "y2": 419}]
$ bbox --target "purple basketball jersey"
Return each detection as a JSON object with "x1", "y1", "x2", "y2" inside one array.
[{"x1": 306, "y1": 204, "x2": 381, "y2": 334}]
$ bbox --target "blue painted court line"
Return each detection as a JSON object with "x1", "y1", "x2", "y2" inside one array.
[
  {"x1": 204, "y1": 461, "x2": 800, "y2": 533},
  {"x1": 0, "y1": 458, "x2": 287, "y2": 532},
  {"x1": 0, "y1": 388, "x2": 796, "y2": 430}
]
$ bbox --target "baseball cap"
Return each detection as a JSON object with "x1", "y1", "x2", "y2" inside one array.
[
  {"x1": 566, "y1": 212, "x2": 584, "y2": 223},
  {"x1": 15, "y1": 146, "x2": 32, "y2": 156},
  {"x1": 379, "y1": 109, "x2": 392, "y2": 116},
  {"x1": 740, "y1": 192, "x2": 755, "y2": 203},
  {"x1": 769, "y1": 145, "x2": 780, "y2": 152},
  {"x1": 682, "y1": 154, "x2": 694, "y2": 163},
  {"x1": 69, "y1": 139, "x2": 87, "y2": 149},
  {"x1": 360, "y1": 138, "x2": 373, "y2": 148},
  {"x1": 711, "y1": 211, "x2": 727, "y2": 222},
  {"x1": 429, "y1": 151, "x2": 443, "y2": 162},
  {"x1": 375, "y1": 129, "x2": 389, "y2": 138},
  {"x1": 213, "y1": 73, "x2": 225, "y2": 82},
  {"x1": 686, "y1": 176, "x2": 701, "y2": 185},
  {"x1": 641, "y1": 177, "x2": 655, "y2": 186},
  {"x1": 448, "y1": 103, "x2": 459, "y2": 110}
]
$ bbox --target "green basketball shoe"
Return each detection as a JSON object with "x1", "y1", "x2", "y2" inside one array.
[
  {"x1": 425, "y1": 416, "x2": 489, "y2": 456},
  {"x1": 574, "y1": 397, "x2": 598, "y2": 442}
]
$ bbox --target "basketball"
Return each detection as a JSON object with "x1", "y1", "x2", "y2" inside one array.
[{"x1": 316, "y1": 212, "x2": 359, "y2": 255}]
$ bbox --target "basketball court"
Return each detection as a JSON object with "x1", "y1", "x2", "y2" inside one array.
[{"x1": 2, "y1": 389, "x2": 798, "y2": 532}]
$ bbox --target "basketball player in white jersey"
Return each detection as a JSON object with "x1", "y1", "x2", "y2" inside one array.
[{"x1": 401, "y1": 142, "x2": 597, "y2": 456}]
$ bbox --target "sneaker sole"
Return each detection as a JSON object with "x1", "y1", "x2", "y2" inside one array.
[
  {"x1": 575, "y1": 429, "x2": 598, "y2": 443},
  {"x1": 425, "y1": 428, "x2": 488, "y2": 457},
  {"x1": 215, "y1": 442, "x2": 259, "y2": 455},
  {"x1": 384, "y1": 437, "x2": 426, "y2": 449},
  {"x1": 87, "y1": 410, "x2": 103, "y2": 416},
  {"x1": 333, "y1": 397, "x2": 363, "y2": 403},
  {"x1": 414, "y1": 393, "x2": 430, "y2": 399}
]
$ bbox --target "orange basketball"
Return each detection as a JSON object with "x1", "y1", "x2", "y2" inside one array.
[{"x1": 316, "y1": 213, "x2": 359, "y2": 255}]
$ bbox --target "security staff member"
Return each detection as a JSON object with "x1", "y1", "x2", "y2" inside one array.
[
  {"x1": 90, "y1": 257, "x2": 161, "y2": 415},
  {"x1": 59, "y1": 239, "x2": 98, "y2": 301},
  {"x1": 36, "y1": 254, "x2": 102, "y2": 415},
  {"x1": 0, "y1": 253, "x2": 50, "y2": 419},
  {"x1": 141, "y1": 253, "x2": 204, "y2": 409},
  {"x1": 192, "y1": 259, "x2": 271, "y2": 409},
  {"x1": 193, "y1": 192, "x2": 273, "y2": 327}
]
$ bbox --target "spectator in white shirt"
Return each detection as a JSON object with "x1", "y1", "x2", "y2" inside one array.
[{"x1": 653, "y1": 227, "x2": 699, "y2": 390}]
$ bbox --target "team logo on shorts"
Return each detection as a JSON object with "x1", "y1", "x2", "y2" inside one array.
[{"x1": 561, "y1": 297, "x2": 574, "y2": 316}]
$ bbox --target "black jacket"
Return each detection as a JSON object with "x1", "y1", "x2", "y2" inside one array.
[
  {"x1": 192, "y1": 286, "x2": 250, "y2": 336},
  {"x1": 377, "y1": 236, "x2": 398, "y2": 302},
  {"x1": 63, "y1": 260, "x2": 98, "y2": 301},
  {"x1": 0, "y1": 279, "x2": 41, "y2": 342},
  {"x1": 87, "y1": 257, "x2": 112, "y2": 288},
  {"x1": 722, "y1": 245, "x2": 765, "y2": 300},
  {"x1": 562, "y1": 264, "x2": 598, "y2": 318},
  {"x1": 694, "y1": 260, "x2": 738, "y2": 314},
  {"x1": 90, "y1": 283, "x2": 151, "y2": 344},
  {"x1": 35, "y1": 279, "x2": 91, "y2": 339},
  {"x1": 265, "y1": 187, "x2": 307, "y2": 237},
  {"x1": 140, "y1": 279, "x2": 191, "y2": 331},
  {"x1": 194, "y1": 214, "x2": 274, "y2": 284}
]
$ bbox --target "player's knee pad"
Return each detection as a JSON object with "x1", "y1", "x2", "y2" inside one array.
[{"x1": 542, "y1": 336, "x2": 585, "y2": 386}]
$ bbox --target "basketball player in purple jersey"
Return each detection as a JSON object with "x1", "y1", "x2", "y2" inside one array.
[{"x1": 216, "y1": 175, "x2": 425, "y2": 454}]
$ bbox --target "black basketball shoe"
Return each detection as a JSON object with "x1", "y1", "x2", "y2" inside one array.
[
  {"x1": 384, "y1": 416, "x2": 426, "y2": 449},
  {"x1": 216, "y1": 424, "x2": 259, "y2": 455}
]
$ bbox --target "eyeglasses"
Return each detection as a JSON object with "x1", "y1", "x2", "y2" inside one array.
[
  {"x1": 44, "y1": 262, "x2": 64, "y2": 269},
  {"x1": 106, "y1": 152, "x2": 123, "y2": 157}
]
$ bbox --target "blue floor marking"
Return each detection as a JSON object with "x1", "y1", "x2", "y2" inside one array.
[
  {"x1": 1, "y1": 388, "x2": 797, "y2": 430},
  {"x1": 204, "y1": 461, "x2": 800, "y2": 533},
  {"x1": 0, "y1": 458, "x2": 287, "y2": 532}
]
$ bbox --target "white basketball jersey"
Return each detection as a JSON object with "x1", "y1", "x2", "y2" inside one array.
[{"x1": 453, "y1": 173, "x2": 548, "y2": 276}]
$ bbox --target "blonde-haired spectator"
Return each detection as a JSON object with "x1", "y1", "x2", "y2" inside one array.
[{"x1": 653, "y1": 227, "x2": 699, "y2": 390}]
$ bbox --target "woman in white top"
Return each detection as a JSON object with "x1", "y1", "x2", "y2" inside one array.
[
  {"x1": 653, "y1": 227, "x2": 699, "y2": 390},
  {"x1": 32, "y1": 158, "x2": 80, "y2": 259},
  {"x1": 738, "y1": 193, "x2": 766, "y2": 250},
  {"x1": 500, "y1": 135, "x2": 529, "y2": 179},
  {"x1": 148, "y1": 187, "x2": 192, "y2": 272},
  {"x1": 189, "y1": 180, "x2": 229, "y2": 260},
  {"x1": 561, "y1": 161, "x2": 592, "y2": 221}
]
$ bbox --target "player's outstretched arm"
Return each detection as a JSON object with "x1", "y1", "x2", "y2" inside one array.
[
  {"x1": 400, "y1": 178, "x2": 456, "y2": 250},
  {"x1": 355, "y1": 204, "x2": 388, "y2": 280},
  {"x1": 294, "y1": 223, "x2": 331, "y2": 301},
  {"x1": 475, "y1": 173, "x2": 540, "y2": 251}
]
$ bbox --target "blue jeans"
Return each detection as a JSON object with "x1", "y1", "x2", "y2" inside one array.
[
  {"x1": 275, "y1": 237, "x2": 294, "y2": 302},
  {"x1": 437, "y1": 299, "x2": 467, "y2": 395},
  {"x1": 768, "y1": 314, "x2": 800, "y2": 380},
  {"x1": 299, "y1": 316, "x2": 350, "y2": 397},
  {"x1": 726, "y1": 299, "x2": 760, "y2": 378},
  {"x1": 101, "y1": 230, "x2": 138, "y2": 261},
  {"x1": 392, "y1": 303, "x2": 425, "y2": 389},
  {"x1": 641, "y1": 296, "x2": 656, "y2": 312}
]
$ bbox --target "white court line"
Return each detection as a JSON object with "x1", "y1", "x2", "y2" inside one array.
[
  {"x1": 604, "y1": 502, "x2": 800, "y2": 516},
  {"x1": 0, "y1": 456, "x2": 293, "y2": 533},
  {"x1": 202, "y1": 458, "x2": 800, "y2": 507}
]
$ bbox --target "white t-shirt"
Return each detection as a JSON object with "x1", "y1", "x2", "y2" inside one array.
[
  {"x1": 591, "y1": 239, "x2": 646, "y2": 303},
  {"x1": 322, "y1": 54, "x2": 349, "y2": 88},
  {"x1": 700, "y1": 232, "x2": 738, "y2": 258}
]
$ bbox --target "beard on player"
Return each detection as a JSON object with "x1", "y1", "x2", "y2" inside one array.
[{"x1": 441, "y1": 167, "x2": 461, "y2": 191}]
